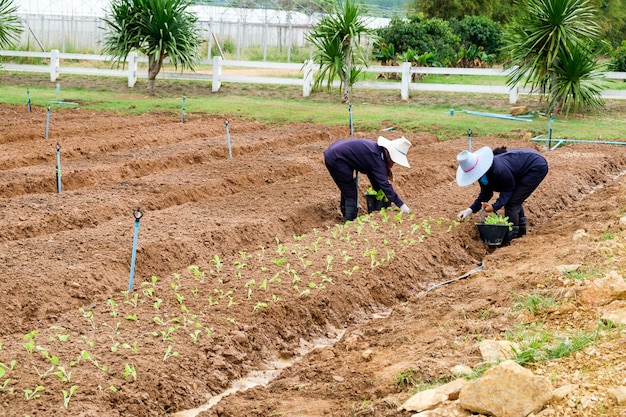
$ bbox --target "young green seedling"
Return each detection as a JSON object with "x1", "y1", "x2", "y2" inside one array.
[
  {"x1": 62, "y1": 385, "x2": 79, "y2": 409},
  {"x1": 23, "y1": 385, "x2": 44, "y2": 401},
  {"x1": 124, "y1": 292, "x2": 140, "y2": 308},
  {"x1": 246, "y1": 279, "x2": 255, "y2": 300},
  {"x1": 78, "y1": 307, "x2": 97, "y2": 330},
  {"x1": 326, "y1": 255, "x2": 333, "y2": 271},
  {"x1": 23, "y1": 338, "x2": 36, "y2": 355},
  {"x1": 33, "y1": 365, "x2": 55, "y2": 379},
  {"x1": 253, "y1": 302, "x2": 268, "y2": 311},
  {"x1": 122, "y1": 341, "x2": 139, "y2": 354},
  {"x1": 344, "y1": 265, "x2": 360, "y2": 276},
  {"x1": 187, "y1": 265, "x2": 206, "y2": 283},
  {"x1": 163, "y1": 345, "x2": 179, "y2": 361},
  {"x1": 54, "y1": 366, "x2": 72, "y2": 383},
  {"x1": 257, "y1": 245, "x2": 266, "y2": 262},
  {"x1": 123, "y1": 363, "x2": 137, "y2": 381},
  {"x1": 36, "y1": 346, "x2": 59, "y2": 365},
  {"x1": 107, "y1": 298, "x2": 118, "y2": 317},
  {"x1": 190, "y1": 329, "x2": 202, "y2": 344}
]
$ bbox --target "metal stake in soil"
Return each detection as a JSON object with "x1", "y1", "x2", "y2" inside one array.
[
  {"x1": 128, "y1": 207, "x2": 144, "y2": 291},
  {"x1": 55, "y1": 142, "x2": 62, "y2": 193},
  {"x1": 547, "y1": 113, "x2": 553, "y2": 151},
  {"x1": 349, "y1": 104, "x2": 353, "y2": 135},
  {"x1": 27, "y1": 89, "x2": 31, "y2": 113},
  {"x1": 181, "y1": 96, "x2": 186, "y2": 123},
  {"x1": 225, "y1": 119, "x2": 232, "y2": 159},
  {"x1": 467, "y1": 128, "x2": 473, "y2": 152},
  {"x1": 45, "y1": 106, "x2": 50, "y2": 139}
]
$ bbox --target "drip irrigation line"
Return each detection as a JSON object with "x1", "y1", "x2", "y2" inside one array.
[
  {"x1": 532, "y1": 137, "x2": 626, "y2": 150},
  {"x1": 417, "y1": 261, "x2": 484, "y2": 297},
  {"x1": 459, "y1": 110, "x2": 533, "y2": 122},
  {"x1": 48, "y1": 101, "x2": 78, "y2": 105},
  {"x1": 531, "y1": 114, "x2": 626, "y2": 150}
]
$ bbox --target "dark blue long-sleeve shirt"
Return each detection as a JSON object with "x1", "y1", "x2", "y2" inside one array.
[
  {"x1": 469, "y1": 149, "x2": 548, "y2": 213},
  {"x1": 323, "y1": 138, "x2": 404, "y2": 207}
]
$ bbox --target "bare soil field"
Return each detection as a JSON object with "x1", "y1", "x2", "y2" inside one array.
[{"x1": 1, "y1": 100, "x2": 626, "y2": 417}]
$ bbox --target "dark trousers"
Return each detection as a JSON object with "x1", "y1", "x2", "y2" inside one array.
[
  {"x1": 325, "y1": 159, "x2": 358, "y2": 221},
  {"x1": 503, "y1": 165, "x2": 548, "y2": 236}
]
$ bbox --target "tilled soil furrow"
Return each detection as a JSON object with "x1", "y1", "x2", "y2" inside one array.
[{"x1": 0, "y1": 141, "x2": 327, "y2": 240}]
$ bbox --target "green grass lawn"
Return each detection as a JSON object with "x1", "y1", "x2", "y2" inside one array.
[{"x1": 1, "y1": 71, "x2": 625, "y2": 142}]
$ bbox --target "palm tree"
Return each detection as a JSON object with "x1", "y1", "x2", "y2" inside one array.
[
  {"x1": 0, "y1": 0, "x2": 23, "y2": 66},
  {"x1": 305, "y1": 0, "x2": 379, "y2": 104},
  {"x1": 101, "y1": 0, "x2": 202, "y2": 94},
  {"x1": 505, "y1": 0, "x2": 606, "y2": 113}
]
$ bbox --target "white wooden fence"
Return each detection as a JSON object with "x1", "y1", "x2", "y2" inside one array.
[{"x1": 2, "y1": 50, "x2": 626, "y2": 104}]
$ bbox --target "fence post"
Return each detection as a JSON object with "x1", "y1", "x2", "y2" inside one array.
[
  {"x1": 212, "y1": 56, "x2": 222, "y2": 92},
  {"x1": 509, "y1": 83, "x2": 519, "y2": 104},
  {"x1": 50, "y1": 49, "x2": 60, "y2": 82},
  {"x1": 303, "y1": 59, "x2": 314, "y2": 97},
  {"x1": 401, "y1": 61, "x2": 411, "y2": 101},
  {"x1": 127, "y1": 52, "x2": 138, "y2": 88}
]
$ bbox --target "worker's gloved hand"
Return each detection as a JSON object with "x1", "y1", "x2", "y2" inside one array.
[
  {"x1": 400, "y1": 203, "x2": 410, "y2": 214},
  {"x1": 458, "y1": 208, "x2": 473, "y2": 220}
]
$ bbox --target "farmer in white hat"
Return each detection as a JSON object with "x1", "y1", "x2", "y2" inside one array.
[
  {"x1": 323, "y1": 136, "x2": 412, "y2": 221},
  {"x1": 456, "y1": 146, "x2": 548, "y2": 244}
]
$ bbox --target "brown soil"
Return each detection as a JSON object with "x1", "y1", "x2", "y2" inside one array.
[{"x1": 1, "y1": 102, "x2": 626, "y2": 417}]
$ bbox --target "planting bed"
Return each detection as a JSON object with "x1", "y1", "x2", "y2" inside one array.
[{"x1": 1, "y1": 103, "x2": 626, "y2": 417}]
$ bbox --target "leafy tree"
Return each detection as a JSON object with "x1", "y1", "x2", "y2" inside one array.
[
  {"x1": 411, "y1": 0, "x2": 516, "y2": 21},
  {"x1": 610, "y1": 41, "x2": 626, "y2": 72},
  {"x1": 591, "y1": 0, "x2": 626, "y2": 48},
  {"x1": 411, "y1": 0, "x2": 489, "y2": 20},
  {"x1": 375, "y1": 15, "x2": 460, "y2": 66},
  {"x1": 101, "y1": 0, "x2": 203, "y2": 94},
  {"x1": 305, "y1": 0, "x2": 378, "y2": 104},
  {"x1": 505, "y1": 0, "x2": 607, "y2": 114},
  {"x1": 0, "y1": 0, "x2": 23, "y2": 66},
  {"x1": 449, "y1": 15, "x2": 503, "y2": 56}
]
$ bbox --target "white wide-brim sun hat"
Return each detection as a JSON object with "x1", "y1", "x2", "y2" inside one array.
[
  {"x1": 377, "y1": 136, "x2": 412, "y2": 168},
  {"x1": 456, "y1": 146, "x2": 494, "y2": 187}
]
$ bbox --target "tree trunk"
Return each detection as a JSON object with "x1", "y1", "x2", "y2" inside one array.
[{"x1": 147, "y1": 54, "x2": 165, "y2": 95}]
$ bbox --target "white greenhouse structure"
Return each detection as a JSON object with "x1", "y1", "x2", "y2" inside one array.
[{"x1": 12, "y1": 0, "x2": 391, "y2": 60}]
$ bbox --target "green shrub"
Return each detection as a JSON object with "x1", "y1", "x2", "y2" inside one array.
[
  {"x1": 375, "y1": 14, "x2": 460, "y2": 67},
  {"x1": 610, "y1": 41, "x2": 626, "y2": 72},
  {"x1": 449, "y1": 15, "x2": 504, "y2": 56}
]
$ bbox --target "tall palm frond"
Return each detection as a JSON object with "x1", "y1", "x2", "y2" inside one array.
[
  {"x1": 101, "y1": 0, "x2": 201, "y2": 94},
  {"x1": 305, "y1": 0, "x2": 379, "y2": 103},
  {"x1": 505, "y1": 0, "x2": 603, "y2": 113},
  {"x1": 0, "y1": 0, "x2": 23, "y2": 53},
  {"x1": 549, "y1": 42, "x2": 608, "y2": 114}
]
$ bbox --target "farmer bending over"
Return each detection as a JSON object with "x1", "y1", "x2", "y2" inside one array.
[
  {"x1": 324, "y1": 136, "x2": 412, "y2": 222},
  {"x1": 456, "y1": 146, "x2": 548, "y2": 245}
]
